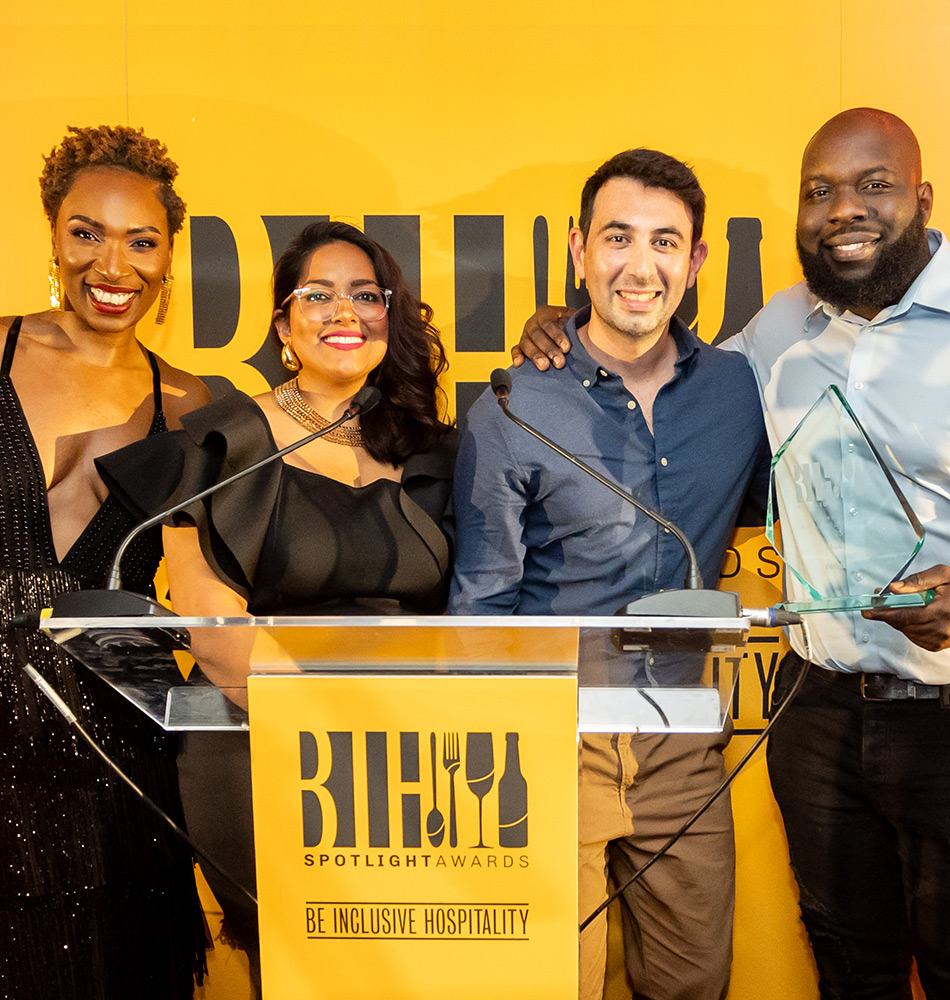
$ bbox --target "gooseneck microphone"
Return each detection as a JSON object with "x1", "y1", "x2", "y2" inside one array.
[
  {"x1": 41, "y1": 386, "x2": 381, "y2": 621},
  {"x1": 490, "y1": 368, "x2": 704, "y2": 587},
  {"x1": 106, "y1": 385, "x2": 382, "y2": 591},
  {"x1": 489, "y1": 368, "x2": 802, "y2": 624}
]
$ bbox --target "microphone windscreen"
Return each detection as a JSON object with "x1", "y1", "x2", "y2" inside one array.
[
  {"x1": 490, "y1": 368, "x2": 512, "y2": 398},
  {"x1": 352, "y1": 386, "x2": 382, "y2": 413}
]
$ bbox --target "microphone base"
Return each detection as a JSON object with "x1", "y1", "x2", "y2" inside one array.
[
  {"x1": 613, "y1": 590, "x2": 746, "y2": 654},
  {"x1": 621, "y1": 590, "x2": 743, "y2": 618},
  {"x1": 50, "y1": 590, "x2": 179, "y2": 619}
]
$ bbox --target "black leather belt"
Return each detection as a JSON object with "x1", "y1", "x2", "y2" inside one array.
[
  {"x1": 812, "y1": 662, "x2": 950, "y2": 702},
  {"x1": 858, "y1": 672, "x2": 948, "y2": 701}
]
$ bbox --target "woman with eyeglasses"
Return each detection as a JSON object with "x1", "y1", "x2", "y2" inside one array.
[
  {"x1": 100, "y1": 220, "x2": 456, "y2": 994},
  {"x1": 0, "y1": 125, "x2": 210, "y2": 998}
]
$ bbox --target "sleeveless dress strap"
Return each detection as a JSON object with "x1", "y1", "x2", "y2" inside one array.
[
  {"x1": 144, "y1": 349, "x2": 164, "y2": 422},
  {"x1": 1, "y1": 317, "x2": 24, "y2": 376}
]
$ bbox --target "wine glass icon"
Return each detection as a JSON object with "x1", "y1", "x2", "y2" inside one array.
[{"x1": 465, "y1": 732, "x2": 495, "y2": 849}]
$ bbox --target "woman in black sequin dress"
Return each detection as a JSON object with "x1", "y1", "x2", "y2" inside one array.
[{"x1": 0, "y1": 127, "x2": 210, "y2": 999}]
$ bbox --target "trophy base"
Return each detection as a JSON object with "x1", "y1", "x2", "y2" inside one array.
[{"x1": 778, "y1": 590, "x2": 935, "y2": 614}]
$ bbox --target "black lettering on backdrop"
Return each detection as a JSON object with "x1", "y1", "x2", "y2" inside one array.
[
  {"x1": 454, "y1": 215, "x2": 505, "y2": 353},
  {"x1": 188, "y1": 213, "x2": 764, "y2": 418},
  {"x1": 190, "y1": 216, "x2": 241, "y2": 350},
  {"x1": 757, "y1": 546, "x2": 781, "y2": 579},
  {"x1": 754, "y1": 649, "x2": 781, "y2": 718},
  {"x1": 364, "y1": 216, "x2": 422, "y2": 299},
  {"x1": 720, "y1": 547, "x2": 740, "y2": 579},
  {"x1": 712, "y1": 218, "x2": 764, "y2": 345}
]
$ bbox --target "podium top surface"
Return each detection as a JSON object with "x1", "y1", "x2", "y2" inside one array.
[
  {"x1": 39, "y1": 612, "x2": 752, "y2": 733},
  {"x1": 41, "y1": 612, "x2": 750, "y2": 631}
]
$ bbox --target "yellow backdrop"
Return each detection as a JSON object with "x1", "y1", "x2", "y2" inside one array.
[{"x1": 4, "y1": 1, "x2": 946, "y2": 996}]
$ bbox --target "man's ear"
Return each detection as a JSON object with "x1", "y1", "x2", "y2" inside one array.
[
  {"x1": 568, "y1": 227, "x2": 586, "y2": 281},
  {"x1": 918, "y1": 181, "x2": 934, "y2": 226},
  {"x1": 686, "y1": 239, "x2": 708, "y2": 289}
]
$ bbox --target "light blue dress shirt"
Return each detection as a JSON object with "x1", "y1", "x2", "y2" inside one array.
[{"x1": 725, "y1": 230, "x2": 950, "y2": 683}]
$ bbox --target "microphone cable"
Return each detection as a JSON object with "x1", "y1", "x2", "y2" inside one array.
[
  {"x1": 19, "y1": 655, "x2": 258, "y2": 908},
  {"x1": 15, "y1": 387, "x2": 383, "y2": 910},
  {"x1": 579, "y1": 620, "x2": 812, "y2": 932}
]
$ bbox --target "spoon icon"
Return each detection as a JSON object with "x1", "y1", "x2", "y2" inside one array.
[{"x1": 426, "y1": 732, "x2": 445, "y2": 846}]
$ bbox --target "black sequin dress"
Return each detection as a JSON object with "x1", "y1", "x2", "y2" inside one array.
[{"x1": 0, "y1": 319, "x2": 206, "y2": 1000}]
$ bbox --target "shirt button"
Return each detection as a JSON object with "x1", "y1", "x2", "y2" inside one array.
[
  {"x1": 861, "y1": 634, "x2": 870, "y2": 644},
  {"x1": 855, "y1": 571, "x2": 864, "y2": 581},
  {"x1": 627, "y1": 400, "x2": 637, "y2": 410},
  {"x1": 583, "y1": 379, "x2": 591, "y2": 388},
  {"x1": 660, "y1": 457, "x2": 668, "y2": 466},
  {"x1": 847, "y1": 443, "x2": 856, "y2": 453},
  {"x1": 598, "y1": 369, "x2": 608, "y2": 377},
  {"x1": 854, "y1": 381, "x2": 864, "y2": 390}
]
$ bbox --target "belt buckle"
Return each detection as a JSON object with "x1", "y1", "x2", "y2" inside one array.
[{"x1": 859, "y1": 673, "x2": 889, "y2": 701}]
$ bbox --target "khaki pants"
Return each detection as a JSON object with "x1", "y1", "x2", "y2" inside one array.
[{"x1": 578, "y1": 730, "x2": 735, "y2": 1000}]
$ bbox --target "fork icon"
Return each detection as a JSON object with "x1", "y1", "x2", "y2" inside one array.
[{"x1": 442, "y1": 732, "x2": 460, "y2": 848}]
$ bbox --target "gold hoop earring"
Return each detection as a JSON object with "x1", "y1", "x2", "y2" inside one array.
[
  {"x1": 155, "y1": 275, "x2": 174, "y2": 325},
  {"x1": 281, "y1": 342, "x2": 301, "y2": 371},
  {"x1": 48, "y1": 258, "x2": 63, "y2": 309}
]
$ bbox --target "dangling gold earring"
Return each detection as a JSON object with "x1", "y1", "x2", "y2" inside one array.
[
  {"x1": 155, "y1": 275, "x2": 174, "y2": 325},
  {"x1": 48, "y1": 258, "x2": 63, "y2": 309},
  {"x1": 281, "y1": 342, "x2": 301, "y2": 371}
]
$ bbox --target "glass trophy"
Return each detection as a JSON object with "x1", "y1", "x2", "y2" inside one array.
[{"x1": 766, "y1": 385, "x2": 932, "y2": 614}]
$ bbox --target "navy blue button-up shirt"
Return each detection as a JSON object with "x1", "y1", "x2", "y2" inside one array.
[{"x1": 449, "y1": 307, "x2": 769, "y2": 617}]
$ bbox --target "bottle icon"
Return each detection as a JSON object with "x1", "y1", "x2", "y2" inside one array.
[
  {"x1": 712, "y1": 217, "x2": 763, "y2": 345},
  {"x1": 497, "y1": 732, "x2": 528, "y2": 848}
]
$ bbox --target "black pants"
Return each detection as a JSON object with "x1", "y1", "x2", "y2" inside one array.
[{"x1": 767, "y1": 652, "x2": 950, "y2": 999}]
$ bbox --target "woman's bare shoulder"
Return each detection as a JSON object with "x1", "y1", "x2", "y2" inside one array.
[
  {"x1": 153, "y1": 356, "x2": 213, "y2": 427},
  {"x1": 0, "y1": 311, "x2": 59, "y2": 339}
]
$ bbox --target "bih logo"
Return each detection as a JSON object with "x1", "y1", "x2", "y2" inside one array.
[{"x1": 299, "y1": 730, "x2": 528, "y2": 849}]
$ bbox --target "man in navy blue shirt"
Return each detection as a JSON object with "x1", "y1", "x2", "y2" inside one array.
[{"x1": 450, "y1": 149, "x2": 768, "y2": 1000}]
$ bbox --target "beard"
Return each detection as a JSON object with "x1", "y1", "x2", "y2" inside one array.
[{"x1": 796, "y1": 207, "x2": 930, "y2": 315}]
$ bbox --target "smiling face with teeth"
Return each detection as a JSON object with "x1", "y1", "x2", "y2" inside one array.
[
  {"x1": 275, "y1": 241, "x2": 389, "y2": 395},
  {"x1": 569, "y1": 177, "x2": 707, "y2": 359},
  {"x1": 796, "y1": 109, "x2": 933, "y2": 319},
  {"x1": 51, "y1": 166, "x2": 172, "y2": 333}
]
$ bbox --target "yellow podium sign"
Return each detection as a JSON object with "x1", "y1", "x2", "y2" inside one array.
[{"x1": 249, "y1": 673, "x2": 578, "y2": 999}]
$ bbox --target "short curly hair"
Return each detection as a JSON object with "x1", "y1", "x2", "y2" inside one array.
[{"x1": 39, "y1": 125, "x2": 187, "y2": 235}]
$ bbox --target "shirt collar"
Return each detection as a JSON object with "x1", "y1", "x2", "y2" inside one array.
[
  {"x1": 890, "y1": 228, "x2": 950, "y2": 317},
  {"x1": 564, "y1": 304, "x2": 701, "y2": 385},
  {"x1": 808, "y1": 228, "x2": 950, "y2": 327}
]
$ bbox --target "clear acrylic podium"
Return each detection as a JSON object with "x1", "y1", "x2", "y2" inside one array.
[
  {"x1": 40, "y1": 611, "x2": 752, "y2": 735},
  {"x1": 40, "y1": 611, "x2": 750, "y2": 1000}
]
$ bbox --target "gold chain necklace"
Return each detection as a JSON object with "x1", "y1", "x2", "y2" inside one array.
[{"x1": 273, "y1": 378, "x2": 366, "y2": 447}]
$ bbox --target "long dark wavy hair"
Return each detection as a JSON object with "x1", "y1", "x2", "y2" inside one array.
[{"x1": 270, "y1": 221, "x2": 452, "y2": 465}]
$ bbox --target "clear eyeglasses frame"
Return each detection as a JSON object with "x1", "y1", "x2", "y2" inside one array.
[{"x1": 282, "y1": 285, "x2": 393, "y2": 323}]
